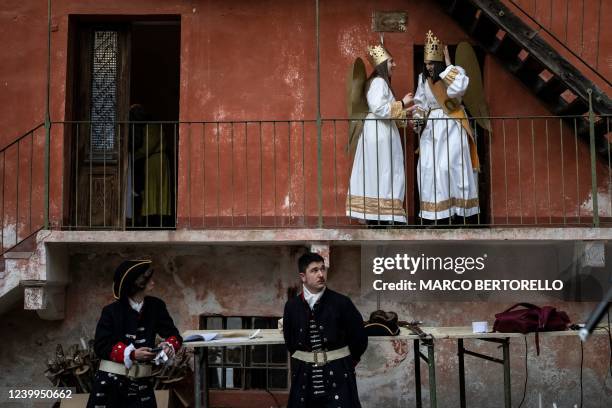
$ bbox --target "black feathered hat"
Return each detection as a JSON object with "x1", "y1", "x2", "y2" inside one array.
[{"x1": 112, "y1": 259, "x2": 153, "y2": 300}]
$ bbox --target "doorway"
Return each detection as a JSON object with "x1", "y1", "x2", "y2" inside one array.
[{"x1": 67, "y1": 17, "x2": 180, "y2": 229}]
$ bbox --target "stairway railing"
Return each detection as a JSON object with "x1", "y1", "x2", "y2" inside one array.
[
  {"x1": 505, "y1": 0, "x2": 610, "y2": 88},
  {"x1": 0, "y1": 123, "x2": 46, "y2": 257}
]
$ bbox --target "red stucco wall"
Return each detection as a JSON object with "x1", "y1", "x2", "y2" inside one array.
[{"x1": 0, "y1": 0, "x2": 609, "y2": 232}]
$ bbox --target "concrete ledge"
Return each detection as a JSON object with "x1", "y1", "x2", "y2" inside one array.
[
  {"x1": 20, "y1": 280, "x2": 66, "y2": 319},
  {"x1": 36, "y1": 227, "x2": 612, "y2": 245}
]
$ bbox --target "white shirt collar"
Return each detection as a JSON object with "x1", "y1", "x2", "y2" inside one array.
[
  {"x1": 302, "y1": 285, "x2": 325, "y2": 310},
  {"x1": 128, "y1": 297, "x2": 144, "y2": 312}
]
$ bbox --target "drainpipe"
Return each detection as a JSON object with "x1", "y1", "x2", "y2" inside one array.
[
  {"x1": 587, "y1": 89, "x2": 599, "y2": 227},
  {"x1": 44, "y1": 0, "x2": 52, "y2": 229},
  {"x1": 315, "y1": 0, "x2": 322, "y2": 228}
]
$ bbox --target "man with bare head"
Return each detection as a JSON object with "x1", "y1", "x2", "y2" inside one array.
[{"x1": 283, "y1": 252, "x2": 367, "y2": 407}]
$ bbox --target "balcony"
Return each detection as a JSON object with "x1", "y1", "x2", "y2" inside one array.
[
  {"x1": 2, "y1": 115, "x2": 611, "y2": 246},
  {"x1": 1, "y1": 114, "x2": 610, "y2": 316}
]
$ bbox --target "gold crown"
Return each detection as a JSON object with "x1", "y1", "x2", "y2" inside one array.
[
  {"x1": 424, "y1": 30, "x2": 444, "y2": 62},
  {"x1": 367, "y1": 43, "x2": 392, "y2": 68}
]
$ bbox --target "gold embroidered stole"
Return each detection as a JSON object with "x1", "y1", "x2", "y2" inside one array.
[{"x1": 427, "y1": 78, "x2": 480, "y2": 170}]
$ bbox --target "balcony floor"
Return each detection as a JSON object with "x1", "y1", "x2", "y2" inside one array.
[{"x1": 38, "y1": 227, "x2": 612, "y2": 245}]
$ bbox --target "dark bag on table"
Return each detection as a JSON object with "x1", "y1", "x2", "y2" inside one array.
[{"x1": 493, "y1": 303, "x2": 570, "y2": 354}]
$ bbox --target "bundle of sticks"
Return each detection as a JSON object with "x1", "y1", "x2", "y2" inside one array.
[
  {"x1": 44, "y1": 340, "x2": 97, "y2": 393},
  {"x1": 152, "y1": 346, "x2": 192, "y2": 389},
  {"x1": 44, "y1": 339, "x2": 193, "y2": 392}
]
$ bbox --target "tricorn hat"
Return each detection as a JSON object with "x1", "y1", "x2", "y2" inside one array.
[
  {"x1": 112, "y1": 259, "x2": 153, "y2": 300},
  {"x1": 364, "y1": 310, "x2": 400, "y2": 336}
]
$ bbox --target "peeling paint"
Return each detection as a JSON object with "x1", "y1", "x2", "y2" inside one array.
[
  {"x1": 2, "y1": 222, "x2": 16, "y2": 252},
  {"x1": 172, "y1": 270, "x2": 222, "y2": 316},
  {"x1": 338, "y1": 27, "x2": 367, "y2": 60},
  {"x1": 580, "y1": 189, "x2": 612, "y2": 217},
  {"x1": 277, "y1": 40, "x2": 305, "y2": 119},
  {"x1": 0, "y1": 245, "x2": 611, "y2": 406}
]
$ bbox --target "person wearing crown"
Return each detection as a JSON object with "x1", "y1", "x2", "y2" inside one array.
[
  {"x1": 413, "y1": 30, "x2": 480, "y2": 224},
  {"x1": 346, "y1": 42, "x2": 415, "y2": 227},
  {"x1": 87, "y1": 260, "x2": 182, "y2": 408}
]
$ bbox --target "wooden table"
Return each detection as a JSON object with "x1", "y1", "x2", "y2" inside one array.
[
  {"x1": 184, "y1": 327, "x2": 608, "y2": 408},
  {"x1": 383, "y1": 326, "x2": 609, "y2": 408},
  {"x1": 183, "y1": 329, "x2": 285, "y2": 408}
]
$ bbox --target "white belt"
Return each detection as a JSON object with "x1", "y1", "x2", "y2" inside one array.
[
  {"x1": 291, "y1": 346, "x2": 350, "y2": 367},
  {"x1": 99, "y1": 360, "x2": 153, "y2": 379}
]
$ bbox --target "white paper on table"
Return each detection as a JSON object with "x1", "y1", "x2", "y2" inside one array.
[
  {"x1": 207, "y1": 337, "x2": 252, "y2": 343},
  {"x1": 184, "y1": 329, "x2": 262, "y2": 343},
  {"x1": 184, "y1": 333, "x2": 219, "y2": 342}
]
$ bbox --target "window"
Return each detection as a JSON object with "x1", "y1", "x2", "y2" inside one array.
[
  {"x1": 200, "y1": 315, "x2": 289, "y2": 391},
  {"x1": 90, "y1": 30, "x2": 119, "y2": 157}
]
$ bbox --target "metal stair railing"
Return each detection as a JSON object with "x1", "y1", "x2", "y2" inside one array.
[
  {"x1": 0, "y1": 123, "x2": 46, "y2": 258},
  {"x1": 505, "y1": 0, "x2": 610, "y2": 88}
]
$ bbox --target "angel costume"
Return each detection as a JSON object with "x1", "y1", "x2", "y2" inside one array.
[
  {"x1": 414, "y1": 62, "x2": 480, "y2": 219},
  {"x1": 346, "y1": 45, "x2": 407, "y2": 223}
]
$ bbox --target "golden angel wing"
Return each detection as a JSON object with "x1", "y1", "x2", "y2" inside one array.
[
  {"x1": 346, "y1": 57, "x2": 369, "y2": 152},
  {"x1": 455, "y1": 42, "x2": 491, "y2": 132}
]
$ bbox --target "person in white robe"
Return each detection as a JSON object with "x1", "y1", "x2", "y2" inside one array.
[
  {"x1": 413, "y1": 31, "x2": 480, "y2": 222},
  {"x1": 346, "y1": 43, "x2": 415, "y2": 225}
]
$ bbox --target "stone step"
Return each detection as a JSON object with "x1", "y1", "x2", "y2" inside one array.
[{"x1": 3, "y1": 251, "x2": 33, "y2": 259}]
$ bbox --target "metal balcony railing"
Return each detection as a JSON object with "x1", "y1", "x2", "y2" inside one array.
[
  {"x1": 43, "y1": 114, "x2": 610, "y2": 231},
  {"x1": 0, "y1": 113, "x2": 609, "y2": 255}
]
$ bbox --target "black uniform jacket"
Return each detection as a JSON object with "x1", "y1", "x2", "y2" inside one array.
[
  {"x1": 283, "y1": 288, "x2": 368, "y2": 407},
  {"x1": 94, "y1": 296, "x2": 182, "y2": 361}
]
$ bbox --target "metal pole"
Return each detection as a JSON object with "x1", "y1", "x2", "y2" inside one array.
[
  {"x1": 202, "y1": 348, "x2": 209, "y2": 408},
  {"x1": 315, "y1": 0, "x2": 322, "y2": 227},
  {"x1": 193, "y1": 347, "x2": 209, "y2": 408},
  {"x1": 194, "y1": 348, "x2": 202, "y2": 407},
  {"x1": 503, "y1": 339, "x2": 511, "y2": 408},
  {"x1": 427, "y1": 340, "x2": 437, "y2": 408},
  {"x1": 414, "y1": 339, "x2": 422, "y2": 408},
  {"x1": 587, "y1": 89, "x2": 599, "y2": 227},
  {"x1": 458, "y1": 339, "x2": 466, "y2": 408},
  {"x1": 44, "y1": 0, "x2": 52, "y2": 229}
]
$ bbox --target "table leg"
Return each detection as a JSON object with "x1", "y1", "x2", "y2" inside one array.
[
  {"x1": 426, "y1": 340, "x2": 437, "y2": 408},
  {"x1": 194, "y1": 348, "x2": 202, "y2": 408},
  {"x1": 202, "y1": 348, "x2": 209, "y2": 407},
  {"x1": 502, "y1": 339, "x2": 511, "y2": 408},
  {"x1": 414, "y1": 339, "x2": 422, "y2": 408},
  {"x1": 463, "y1": 338, "x2": 512, "y2": 408},
  {"x1": 194, "y1": 348, "x2": 209, "y2": 408},
  {"x1": 458, "y1": 339, "x2": 466, "y2": 408}
]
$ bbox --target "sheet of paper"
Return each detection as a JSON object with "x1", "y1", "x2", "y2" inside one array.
[{"x1": 184, "y1": 333, "x2": 219, "y2": 342}]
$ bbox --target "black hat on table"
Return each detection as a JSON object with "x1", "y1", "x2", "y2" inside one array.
[
  {"x1": 364, "y1": 310, "x2": 400, "y2": 336},
  {"x1": 112, "y1": 259, "x2": 153, "y2": 300}
]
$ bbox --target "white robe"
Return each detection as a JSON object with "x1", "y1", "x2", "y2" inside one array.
[
  {"x1": 414, "y1": 65, "x2": 479, "y2": 220},
  {"x1": 346, "y1": 77, "x2": 406, "y2": 223}
]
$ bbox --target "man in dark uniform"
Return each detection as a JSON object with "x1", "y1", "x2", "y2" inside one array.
[
  {"x1": 87, "y1": 259, "x2": 182, "y2": 408},
  {"x1": 283, "y1": 252, "x2": 368, "y2": 408}
]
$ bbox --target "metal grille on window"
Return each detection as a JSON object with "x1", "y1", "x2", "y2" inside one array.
[
  {"x1": 90, "y1": 30, "x2": 118, "y2": 159},
  {"x1": 201, "y1": 316, "x2": 289, "y2": 391}
]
